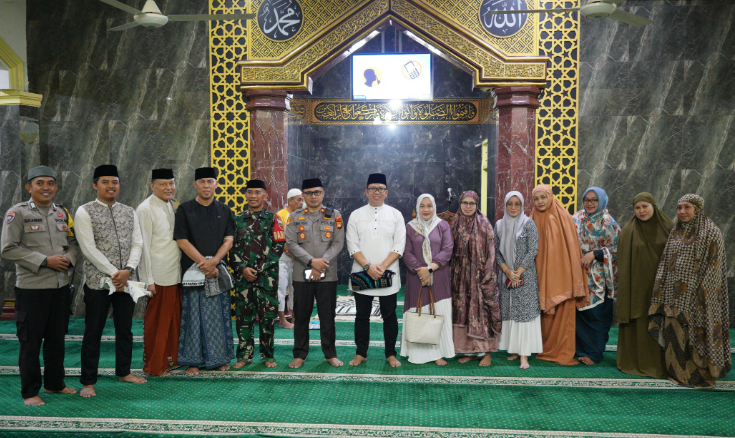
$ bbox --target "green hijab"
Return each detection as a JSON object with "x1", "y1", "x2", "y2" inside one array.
[{"x1": 617, "y1": 192, "x2": 675, "y2": 323}]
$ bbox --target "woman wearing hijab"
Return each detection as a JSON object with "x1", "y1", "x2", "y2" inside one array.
[
  {"x1": 573, "y1": 187, "x2": 621, "y2": 365},
  {"x1": 450, "y1": 191, "x2": 501, "y2": 366},
  {"x1": 530, "y1": 185, "x2": 589, "y2": 366},
  {"x1": 401, "y1": 194, "x2": 455, "y2": 365},
  {"x1": 616, "y1": 193, "x2": 674, "y2": 378},
  {"x1": 649, "y1": 194, "x2": 731, "y2": 387},
  {"x1": 495, "y1": 191, "x2": 542, "y2": 369}
]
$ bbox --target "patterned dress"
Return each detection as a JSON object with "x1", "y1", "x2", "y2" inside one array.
[
  {"x1": 230, "y1": 209, "x2": 285, "y2": 362},
  {"x1": 572, "y1": 208, "x2": 620, "y2": 363}
]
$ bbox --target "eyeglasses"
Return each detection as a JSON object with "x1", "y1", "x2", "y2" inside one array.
[
  {"x1": 583, "y1": 198, "x2": 599, "y2": 204},
  {"x1": 303, "y1": 190, "x2": 323, "y2": 197},
  {"x1": 460, "y1": 201, "x2": 477, "y2": 207},
  {"x1": 367, "y1": 187, "x2": 387, "y2": 193}
]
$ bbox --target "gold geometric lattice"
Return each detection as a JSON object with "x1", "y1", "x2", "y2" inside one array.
[
  {"x1": 209, "y1": 0, "x2": 250, "y2": 212},
  {"x1": 535, "y1": 0, "x2": 579, "y2": 213}
]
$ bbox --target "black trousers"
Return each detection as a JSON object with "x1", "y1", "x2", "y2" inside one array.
[
  {"x1": 292, "y1": 281, "x2": 337, "y2": 360},
  {"x1": 354, "y1": 292, "x2": 398, "y2": 359},
  {"x1": 80, "y1": 285, "x2": 135, "y2": 385},
  {"x1": 14, "y1": 286, "x2": 70, "y2": 399}
]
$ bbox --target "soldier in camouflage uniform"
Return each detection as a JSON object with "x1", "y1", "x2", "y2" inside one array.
[{"x1": 229, "y1": 179, "x2": 285, "y2": 368}]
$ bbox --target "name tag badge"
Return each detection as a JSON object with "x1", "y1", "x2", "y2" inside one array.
[{"x1": 323, "y1": 225, "x2": 332, "y2": 230}]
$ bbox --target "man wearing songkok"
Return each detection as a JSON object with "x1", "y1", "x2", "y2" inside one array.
[
  {"x1": 174, "y1": 167, "x2": 235, "y2": 375},
  {"x1": 230, "y1": 179, "x2": 286, "y2": 368},
  {"x1": 136, "y1": 168, "x2": 182, "y2": 377},
  {"x1": 275, "y1": 188, "x2": 303, "y2": 329},
  {"x1": 2, "y1": 166, "x2": 80, "y2": 406},
  {"x1": 346, "y1": 173, "x2": 406, "y2": 368},
  {"x1": 75, "y1": 165, "x2": 147, "y2": 397},
  {"x1": 286, "y1": 178, "x2": 345, "y2": 369}
]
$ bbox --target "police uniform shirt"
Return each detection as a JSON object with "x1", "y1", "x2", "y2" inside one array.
[
  {"x1": 285, "y1": 205, "x2": 345, "y2": 283},
  {"x1": 1, "y1": 200, "x2": 79, "y2": 289}
]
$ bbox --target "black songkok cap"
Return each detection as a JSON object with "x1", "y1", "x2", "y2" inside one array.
[
  {"x1": 151, "y1": 168, "x2": 174, "y2": 180},
  {"x1": 302, "y1": 178, "x2": 323, "y2": 191},
  {"x1": 194, "y1": 167, "x2": 218, "y2": 180},
  {"x1": 93, "y1": 165, "x2": 119, "y2": 180},
  {"x1": 246, "y1": 179, "x2": 266, "y2": 190},
  {"x1": 367, "y1": 173, "x2": 387, "y2": 187}
]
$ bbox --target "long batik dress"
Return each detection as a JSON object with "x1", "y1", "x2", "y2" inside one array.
[
  {"x1": 450, "y1": 191, "x2": 501, "y2": 355},
  {"x1": 649, "y1": 194, "x2": 730, "y2": 387},
  {"x1": 230, "y1": 208, "x2": 285, "y2": 363},
  {"x1": 572, "y1": 194, "x2": 620, "y2": 364},
  {"x1": 616, "y1": 192, "x2": 673, "y2": 378},
  {"x1": 495, "y1": 219, "x2": 542, "y2": 357},
  {"x1": 530, "y1": 185, "x2": 589, "y2": 365}
]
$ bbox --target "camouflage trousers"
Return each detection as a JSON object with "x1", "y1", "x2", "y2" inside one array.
[{"x1": 234, "y1": 285, "x2": 278, "y2": 362}]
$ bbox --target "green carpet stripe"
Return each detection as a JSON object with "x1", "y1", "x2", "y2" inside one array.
[
  {"x1": 1, "y1": 366, "x2": 730, "y2": 391},
  {"x1": 0, "y1": 377, "x2": 733, "y2": 436},
  {"x1": 0, "y1": 417, "x2": 728, "y2": 438}
]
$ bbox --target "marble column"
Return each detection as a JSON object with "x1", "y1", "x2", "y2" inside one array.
[
  {"x1": 245, "y1": 90, "x2": 290, "y2": 210},
  {"x1": 494, "y1": 86, "x2": 540, "y2": 220}
]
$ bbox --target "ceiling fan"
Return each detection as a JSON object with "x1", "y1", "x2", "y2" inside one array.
[
  {"x1": 100, "y1": 0, "x2": 256, "y2": 31},
  {"x1": 485, "y1": 0, "x2": 654, "y2": 27}
]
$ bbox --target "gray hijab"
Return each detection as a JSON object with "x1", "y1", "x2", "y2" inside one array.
[{"x1": 496, "y1": 191, "x2": 529, "y2": 280}]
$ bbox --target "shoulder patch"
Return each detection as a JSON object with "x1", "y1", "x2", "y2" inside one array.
[
  {"x1": 336, "y1": 216, "x2": 343, "y2": 229},
  {"x1": 57, "y1": 211, "x2": 64, "y2": 218},
  {"x1": 5, "y1": 212, "x2": 16, "y2": 224},
  {"x1": 273, "y1": 215, "x2": 286, "y2": 242}
]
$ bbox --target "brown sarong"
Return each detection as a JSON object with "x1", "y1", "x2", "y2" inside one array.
[
  {"x1": 536, "y1": 298, "x2": 577, "y2": 365},
  {"x1": 143, "y1": 284, "x2": 182, "y2": 376}
]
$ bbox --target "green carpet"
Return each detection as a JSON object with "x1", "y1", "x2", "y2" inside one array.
[{"x1": 1, "y1": 286, "x2": 734, "y2": 437}]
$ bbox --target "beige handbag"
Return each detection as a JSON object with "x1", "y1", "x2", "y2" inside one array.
[{"x1": 404, "y1": 286, "x2": 444, "y2": 345}]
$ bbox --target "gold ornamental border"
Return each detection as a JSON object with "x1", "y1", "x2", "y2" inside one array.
[{"x1": 290, "y1": 98, "x2": 483, "y2": 125}]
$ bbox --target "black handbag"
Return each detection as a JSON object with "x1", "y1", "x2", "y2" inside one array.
[{"x1": 349, "y1": 270, "x2": 395, "y2": 291}]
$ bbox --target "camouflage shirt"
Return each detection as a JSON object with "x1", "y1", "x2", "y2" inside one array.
[{"x1": 230, "y1": 208, "x2": 286, "y2": 290}]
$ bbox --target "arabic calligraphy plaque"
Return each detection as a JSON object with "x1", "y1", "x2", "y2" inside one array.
[
  {"x1": 307, "y1": 100, "x2": 481, "y2": 124},
  {"x1": 257, "y1": 0, "x2": 304, "y2": 42},
  {"x1": 479, "y1": 0, "x2": 529, "y2": 38}
]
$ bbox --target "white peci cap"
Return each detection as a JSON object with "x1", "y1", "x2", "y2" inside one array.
[{"x1": 286, "y1": 188, "x2": 302, "y2": 199}]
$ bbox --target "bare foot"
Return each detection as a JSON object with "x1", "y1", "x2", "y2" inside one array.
[
  {"x1": 479, "y1": 355, "x2": 492, "y2": 367},
  {"x1": 326, "y1": 357, "x2": 344, "y2": 367},
  {"x1": 458, "y1": 356, "x2": 474, "y2": 364},
  {"x1": 217, "y1": 364, "x2": 230, "y2": 371},
  {"x1": 278, "y1": 316, "x2": 294, "y2": 329},
  {"x1": 265, "y1": 360, "x2": 277, "y2": 368},
  {"x1": 435, "y1": 358, "x2": 447, "y2": 366},
  {"x1": 119, "y1": 374, "x2": 147, "y2": 384},
  {"x1": 232, "y1": 360, "x2": 251, "y2": 369},
  {"x1": 185, "y1": 366, "x2": 200, "y2": 376},
  {"x1": 44, "y1": 386, "x2": 77, "y2": 395},
  {"x1": 79, "y1": 385, "x2": 96, "y2": 398},
  {"x1": 349, "y1": 355, "x2": 367, "y2": 366},
  {"x1": 159, "y1": 371, "x2": 171, "y2": 377},
  {"x1": 23, "y1": 396, "x2": 45, "y2": 406},
  {"x1": 520, "y1": 356, "x2": 530, "y2": 369},
  {"x1": 387, "y1": 356, "x2": 402, "y2": 367},
  {"x1": 289, "y1": 358, "x2": 305, "y2": 369},
  {"x1": 507, "y1": 354, "x2": 519, "y2": 361},
  {"x1": 578, "y1": 356, "x2": 595, "y2": 366}
]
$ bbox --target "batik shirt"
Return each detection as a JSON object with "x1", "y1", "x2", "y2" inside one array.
[{"x1": 230, "y1": 209, "x2": 286, "y2": 291}]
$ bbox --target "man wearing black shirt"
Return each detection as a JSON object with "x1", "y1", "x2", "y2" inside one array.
[{"x1": 174, "y1": 167, "x2": 235, "y2": 375}]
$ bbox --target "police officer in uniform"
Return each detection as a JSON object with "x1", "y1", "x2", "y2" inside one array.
[
  {"x1": 1, "y1": 166, "x2": 80, "y2": 406},
  {"x1": 286, "y1": 178, "x2": 345, "y2": 369}
]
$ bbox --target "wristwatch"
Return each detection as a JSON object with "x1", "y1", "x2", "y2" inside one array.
[
  {"x1": 124, "y1": 266, "x2": 134, "y2": 273},
  {"x1": 41, "y1": 258, "x2": 48, "y2": 267},
  {"x1": 362, "y1": 263, "x2": 371, "y2": 271},
  {"x1": 427, "y1": 267, "x2": 434, "y2": 274}
]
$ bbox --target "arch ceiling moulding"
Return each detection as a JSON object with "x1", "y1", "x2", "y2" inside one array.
[
  {"x1": 0, "y1": 35, "x2": 42, "y2": 107},
  {"x1": 239, "y1": 0, "x2": 549, "y2": 93}
]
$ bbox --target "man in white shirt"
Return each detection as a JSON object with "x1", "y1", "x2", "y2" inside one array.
[
  {"x1": 136, "y1": 168, "x2": 182, "y2": 377},
  {"x1": 275, "y1": 188, "x2": 303, "y2": 329},
  {"x1": 346, "y1": 173, "x2": 406, "y2": 368},
  {"x1": 74, "y1": 165, "x2": 146, "y2": 397}
]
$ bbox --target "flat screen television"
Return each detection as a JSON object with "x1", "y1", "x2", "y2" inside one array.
[{"x1": 351, "y1": 53, "x2": 432, "y2": 101}]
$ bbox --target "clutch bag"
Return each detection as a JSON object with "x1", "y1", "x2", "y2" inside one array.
[{"x1": 349, "y1": 270, "x2": 395, "y2": 291}]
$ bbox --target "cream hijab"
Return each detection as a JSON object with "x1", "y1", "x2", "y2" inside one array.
[{"x1": 408, "y1": 194, "x2": 441, "y2": 284}]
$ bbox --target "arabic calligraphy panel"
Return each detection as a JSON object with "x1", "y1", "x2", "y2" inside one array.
[
  {"x1": 480, "y1": 0, "x2": 529, "y2": 38},
  {"x1": 257, "y1": 0, "x2": 304, "y2": 42},
  {"x1": 297, "y1": 99, "x2": 481, "y2": 124}
]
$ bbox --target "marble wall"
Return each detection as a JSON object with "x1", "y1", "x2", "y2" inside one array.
[
  {"x1": 578, "y1": 0, "x2": 735, "y2": 319},
  {"x1": 0, "y1": 0, "x2": 212, "y2": 316},
  {"x1": 287, "y1": 33, "x2": 489, "y2": 284}
]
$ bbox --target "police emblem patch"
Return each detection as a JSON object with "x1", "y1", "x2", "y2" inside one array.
[
  {"x1": 297, "y1": 216, "x2": 306, "y2": 221},
  {"x1": 299, "y1": 225, "x2": 305, "y2": 231},
  {"x1": 57, "y1": 211, "x2": 64, "y2": 218},
  {"x1": 62, "y1": 224, "x2": 69, "y2": 231},
  {"x1": 30, "y1": 225, "x2": 40, "y2": 231},
  {"x1": 323, "y1": 225, "x2": 332, "y2": 230},
  {"x1": 336, "y1": 216, "x2": 343, "y2": 229},
  {"x1": 299, "y1": 232, "x2": 306, "y2": 239},
  {"x1": 325, "y1": 232, "x2": 332, "y2": 239},
  {"x1": 5, "y1": 212, "x2": 15, "y2": 224}
]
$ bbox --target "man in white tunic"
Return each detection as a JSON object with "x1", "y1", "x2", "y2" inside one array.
[
  {"x1": 346, "y1": 173, "x2": 406, "y2": 368},
  {"x1": 275, "y1": 188, "x2": 303, "y2": 329},
  {"x1": 136, "y1": 168, "x2": 182, "y2": 376}
]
